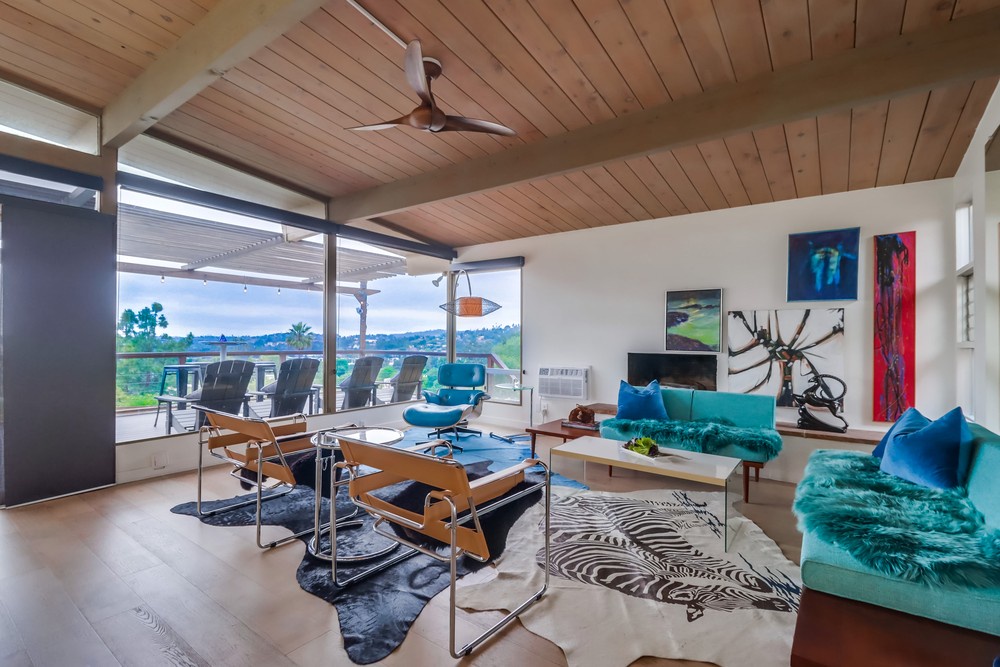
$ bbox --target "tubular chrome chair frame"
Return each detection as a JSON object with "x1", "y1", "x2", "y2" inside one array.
[
  {"x1": 196, "y1": 407, "x2": 345, "y2": 550},
  {"x1": 336, "y1": 439, "x2": 551, "y2": 658},
  {"x1": 310, "y1": 435, "x2": 456, "y2": 588}
]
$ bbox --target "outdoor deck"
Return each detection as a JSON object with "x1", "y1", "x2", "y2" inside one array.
[
  {"x1": 116, "y1": 349, "x2": 516, "y2": 442},
  {"x1": 115, "y1": 385, "x2": 400, "y2": 441}
]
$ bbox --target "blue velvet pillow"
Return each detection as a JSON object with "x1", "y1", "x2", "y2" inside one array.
[
  {"x1": 879, "y1": 407, "x2": 975, "y2": 489},
  {"x1": 616, "y1": 380, "x2": 669, "y2": 420},
  {"x1": 872, "y1": 407, "x2": 925, "y2": 458}
]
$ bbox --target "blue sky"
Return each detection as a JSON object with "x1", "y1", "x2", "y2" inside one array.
[{"x1": 118, "y1": 269, "x2": 521, "y2": 337}]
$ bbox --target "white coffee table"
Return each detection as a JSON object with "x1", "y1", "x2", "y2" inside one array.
[{"x1": 549, "y1": 436, "x2": 742, "y2": 550}]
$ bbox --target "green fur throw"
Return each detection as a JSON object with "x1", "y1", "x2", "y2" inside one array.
[
  {"x1": 600, "y1": 418, "x2": 782, "y2": 459},
  {"x1": 794, "y1": 450, "x2": 1000, "y2": 588}
]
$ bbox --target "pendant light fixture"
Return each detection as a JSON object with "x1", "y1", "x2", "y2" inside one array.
[{"x1": 439, "y1": 270, "x2": 501, "y2": 317}]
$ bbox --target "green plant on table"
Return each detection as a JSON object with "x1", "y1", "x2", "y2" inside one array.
[{"x1": 624, "y1": 436, "x2": 659, "y2": 457}]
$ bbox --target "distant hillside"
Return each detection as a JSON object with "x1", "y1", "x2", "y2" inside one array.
[{"x1": 181, "y1": 325, "x2": 520, "y2": 361}]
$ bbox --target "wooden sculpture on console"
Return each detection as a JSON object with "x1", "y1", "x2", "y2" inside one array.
[{"x1": 568, "y1": 404, "x2": 596, "y2": 425}]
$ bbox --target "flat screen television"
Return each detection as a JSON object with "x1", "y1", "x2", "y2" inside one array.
[{"x1": 627, "y1": 353, "x2": 718, "y2": 391}]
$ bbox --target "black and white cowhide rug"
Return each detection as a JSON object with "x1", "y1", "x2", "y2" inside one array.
[
  {"x1": 459, "y1": 488, "x2": 802, "y2": 667},
  {"x1": 170, "y1": 460, "x2": 541, "y2": 664}
]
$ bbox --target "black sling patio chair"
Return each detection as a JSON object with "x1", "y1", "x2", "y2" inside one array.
[
  {"x1": 252, "y1": 357, "x2": 321, "y2": 418},
  {"x1": 156, "y1": 360, "x2": 255, "y2": 434},
  {"x1": 384, "y1": 354, "x2": 428, "y2": 403},
  {"x1": 339, "y1": 356, "x2": 384, "y2": 409}
]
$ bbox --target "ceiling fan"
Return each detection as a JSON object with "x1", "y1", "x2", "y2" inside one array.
[{"x1": 349, "y1": 40, "x2": 517, "y2": 137}]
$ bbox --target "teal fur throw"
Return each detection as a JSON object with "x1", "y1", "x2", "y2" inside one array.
[
  {"x1": 795, "y1": 450, "x2": 1000, "y2": 588},
  {"x1": 601, "y1": 418, "x2": 782, "y2": 459}
]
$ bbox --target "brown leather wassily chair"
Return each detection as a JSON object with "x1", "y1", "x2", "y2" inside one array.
[
  {"x1": 334, "y1": 436, "x2": 551, "y2": 658},
  {"x1": 196, "y1": 407, "x2": 322, "y2": 549}
]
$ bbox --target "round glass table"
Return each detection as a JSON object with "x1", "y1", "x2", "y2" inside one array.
[{"x1": 308, "y1": 426, "x2": 414, "y2": 587}]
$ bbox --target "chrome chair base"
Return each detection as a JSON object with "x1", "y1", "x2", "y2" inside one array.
[{"x1": 350, "y1": 461, "x2": 552, "y2": 658}]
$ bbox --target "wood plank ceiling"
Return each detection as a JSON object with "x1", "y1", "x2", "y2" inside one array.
[{"x1": 0, "y1": 0, "x2": 998, "y2": 248}]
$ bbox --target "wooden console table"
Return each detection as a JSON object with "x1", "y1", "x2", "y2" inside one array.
[
  {"x1": 525, "y1": 419, "x2": 601, "y2": 457},
  {"x1": 775, "y1": 422, "x2": 884, "y2": 446}
]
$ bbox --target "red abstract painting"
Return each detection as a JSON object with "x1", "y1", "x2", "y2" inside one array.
[{"x1": 873, "y1": 232, "x2": 916, "y2": 422}]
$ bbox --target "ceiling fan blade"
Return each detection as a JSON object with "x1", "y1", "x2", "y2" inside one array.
[
  {"x1": 404, "y1": 40, "x2": 434, "y2": 107},
  {"x1": 440, "y1": 115, "x2": 517, "y2": 136},
  {"x1": 347, "y1": 115, "x2": 412, "y2": 131}
]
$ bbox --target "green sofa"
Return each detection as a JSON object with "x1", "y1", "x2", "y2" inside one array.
[
  {"x1": 791, "y1": 422, "x2": 1000, "y2": 665},
  {"x1": 599, "y1": 387, "x2": 780, "y2": 502}
]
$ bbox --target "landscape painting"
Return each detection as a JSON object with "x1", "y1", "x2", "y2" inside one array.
[
  {"x1": 873, "y1": 232, "x2": 916, "y2": 422},
  {"x1": 727, "y1": 309, "x2": 845, "y2": 407},
  {"x1": 787, "y1": 227, "x2": 860, "y2": 301},
  {"x1": 665, "y1": 289, "x2": 722, "y2": 352}
]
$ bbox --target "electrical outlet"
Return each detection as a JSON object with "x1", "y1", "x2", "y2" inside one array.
[
  {"x1": 152, "y1": 453, "x2": 168, "y2": 470},
  {"x1": 540, "y1": 401, "x2": 549, "y2": 416}
]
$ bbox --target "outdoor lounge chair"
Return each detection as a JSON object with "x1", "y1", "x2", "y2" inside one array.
[
  {"x1": 196, "y1": 407, "x2": 320, "y2": 549},
  {"x1": 254, "y1": 357, "x2": 321, "y2": 417},
  {"x1": 339, "y1": 356, "x2": 383, "y2": 409},
  {"x1": 156, "y1": 360, "x2": 255, "y2": 434},
  {"x1": 335, "y1": 436, "x2": 550, "y2": 658},
  {"x1": 384, "y1": 354, "x2": 428, "y2": 403}
]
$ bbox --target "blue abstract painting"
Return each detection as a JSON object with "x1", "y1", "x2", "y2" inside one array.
[{"x1": 787, "y1": 227, "x2": 860, "y2": 301}]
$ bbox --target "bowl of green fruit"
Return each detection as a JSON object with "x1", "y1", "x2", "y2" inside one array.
[{"x1": 622, "y1": 437, "x2": 659, "y2": 457}]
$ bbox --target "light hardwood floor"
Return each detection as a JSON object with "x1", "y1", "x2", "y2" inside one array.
[{"x1": 0, "y1": 430, "x2": 801, "y2": 667}]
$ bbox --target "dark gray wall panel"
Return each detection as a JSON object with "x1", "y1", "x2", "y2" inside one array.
[{"x1": 1, "y1": 196, "x2": 115, "y2": 505}]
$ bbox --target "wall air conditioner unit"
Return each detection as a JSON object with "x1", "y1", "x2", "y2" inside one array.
[{"x1": 538, "y1": 367, "x2": 589, "y2": 401}]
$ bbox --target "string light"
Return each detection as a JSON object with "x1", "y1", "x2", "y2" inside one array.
[
  {"x1": 160, "y1": 274, "x2": 165, "y2": 283},
  {"x1": 243, "y1": 283, "x2": 248, "y2": 294},
  {"x1": 202, "y1": 278, "x2": 207, "y2": 286},
  {"x1": 277, "y1": 287, "x2": 282, "y2": 295}
]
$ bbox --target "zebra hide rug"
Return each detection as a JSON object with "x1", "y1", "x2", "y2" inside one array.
[{"x1": 458, "y1": 488, "x2": 802, "y2": 667}]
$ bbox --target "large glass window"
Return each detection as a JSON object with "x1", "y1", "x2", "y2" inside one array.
[
  {"x1": 334, "y1": 238, "x2": 448, "y2": 410},
  {"x1": 115, "y1": 189, "x2": 324, "y2": 442},
  {"x1": 454, "y1": 268, "x2": 522, "y2": 403}
]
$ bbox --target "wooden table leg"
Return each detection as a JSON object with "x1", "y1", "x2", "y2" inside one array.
[
  {"x1": 530, "y1": 433, "x2": 537, "y2": 458},
  {"x1": 742, "y1": 461, "x2": 751, "y2": 503}
]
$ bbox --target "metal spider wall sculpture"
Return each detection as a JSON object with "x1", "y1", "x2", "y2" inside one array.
[{"x1": 728, "y1": 310, "x2": 845, "y2": 407}]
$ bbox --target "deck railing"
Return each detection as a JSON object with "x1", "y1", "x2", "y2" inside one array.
[{"x1": 115, "y1": 348, "x2": 510, "y2": 411}]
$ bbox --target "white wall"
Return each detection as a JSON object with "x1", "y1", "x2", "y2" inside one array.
[
  {"x1": 459, "y1": 180, "x2": 959, "y2": 476},
  {"x1": 953, "y1": 85, "x2": 1000, "y2": 431}
]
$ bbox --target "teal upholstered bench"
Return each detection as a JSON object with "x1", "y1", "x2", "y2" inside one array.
[
  {"x1": 791, "y1": 422, "x2": 1000, "y2": 666},
  {"x1": 599, "y1": 387, "x2": 780, "y2": 502}
]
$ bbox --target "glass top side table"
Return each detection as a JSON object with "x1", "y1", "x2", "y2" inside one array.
[
  {"x1": 490, "y1": 382, "x2": 535, "y2": 444},
  {"x1": 309, "y1": 426, "x2": 417, "y2": 587}
]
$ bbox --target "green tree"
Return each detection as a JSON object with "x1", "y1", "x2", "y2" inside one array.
[
  {"x1": 118, "y1": 301, "x2": 168, "y2": 346},
  {"x1": 116, "y1": 302, "x2": 193, "y2": 408},
  {"x1": 286, "y1": 322, "x2": 315, "y2": 350},
  {"x1": 492, "y1": 332, "x2": 521, "y2": 370}
]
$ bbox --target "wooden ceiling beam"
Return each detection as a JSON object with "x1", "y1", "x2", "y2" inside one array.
[
  {"x1": 101, "y1": 0, "x2": 327, "y2": 148},
  {"x1": 329, "y1": 7, "x2": 1000, "y2": 222}
]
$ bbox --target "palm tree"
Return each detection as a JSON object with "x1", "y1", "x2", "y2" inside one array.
[{"x1": 286, "y1": 322, "x2": 314, "y2": 350}]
